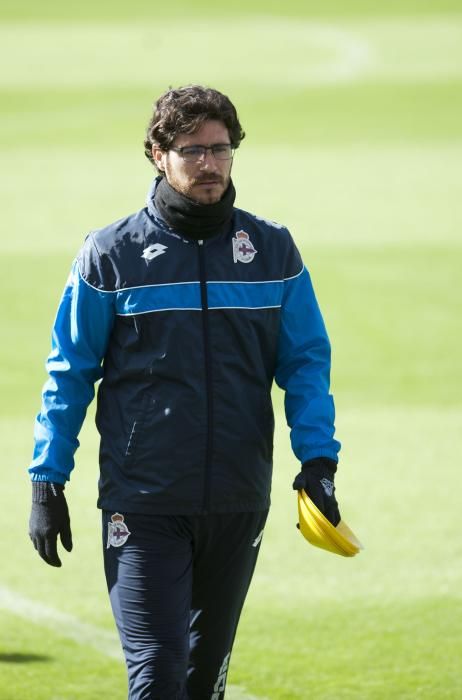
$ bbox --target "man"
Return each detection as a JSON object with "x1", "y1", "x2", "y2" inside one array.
[{"x1": 28, "y1": 85, "x2": 341, "y2": 699}]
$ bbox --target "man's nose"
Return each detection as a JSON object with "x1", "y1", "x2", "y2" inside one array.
[{"x1": 199, "y1": 150, "x2": 216, "y2": 167}]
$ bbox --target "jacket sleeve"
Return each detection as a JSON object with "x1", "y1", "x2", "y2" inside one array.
[
  {"x1": 29, "y1": 244, "x2": 115, "y2": 484},
  {"x1": 275, "y1": 256, "x2": 341, "y2": 465}
]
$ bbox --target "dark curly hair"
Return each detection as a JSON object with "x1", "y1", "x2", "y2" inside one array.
[{"x1": 144, "y1": 85, "x2": 245, "y2": 168}]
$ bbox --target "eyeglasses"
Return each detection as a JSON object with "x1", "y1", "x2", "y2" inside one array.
[{"x1": 171, "y1": 144, "x2": 234, "y2": 162}]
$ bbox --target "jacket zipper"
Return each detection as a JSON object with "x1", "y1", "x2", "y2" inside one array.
[{"x1": 198, "y1": 239, "x2": 213, "y2": 513}]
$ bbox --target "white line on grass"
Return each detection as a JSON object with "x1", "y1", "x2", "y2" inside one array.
[
  {"x1": 1, "y1": 17, "x2": 461, "y2": 89},
  {"x1": 0, "y1": 20, "x2": 370, "y2": 88},
  {"x1": 0, "y1": 584, "x2": 264, "y2": 700},
  {"x1": 0, "y1": 584, "x2": 123, "y2": 660}
]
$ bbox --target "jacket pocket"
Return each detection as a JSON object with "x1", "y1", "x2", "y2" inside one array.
[{"x1": 123, "y1": 388, "x2": 156, "y2": 464}]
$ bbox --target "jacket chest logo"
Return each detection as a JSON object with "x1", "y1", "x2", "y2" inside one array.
[
  {"x1": 232, "y1": 230, "x2": 257, "y2": 264},
  {"x1": 142, "y1": 243, "x2": 168, "y2": 261}
]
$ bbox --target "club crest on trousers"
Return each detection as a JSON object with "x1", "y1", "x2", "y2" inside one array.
[{"x1": 107, "y1": 513, "x2": 131, "y2": 548}]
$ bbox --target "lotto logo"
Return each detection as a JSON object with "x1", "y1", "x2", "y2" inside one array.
[{"x1": 211, "y1": 652, "x2": 231, "y2": 699}]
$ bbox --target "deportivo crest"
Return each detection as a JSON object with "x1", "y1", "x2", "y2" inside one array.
[
  {"x1": 232, "y1": 230, "x2": 257, "y2": 264},
  {"x1": 106, "y1": 513, "x2": 131, "y2": 549}
]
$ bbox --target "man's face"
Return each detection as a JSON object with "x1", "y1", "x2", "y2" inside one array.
[{"x1": 152, "y1": 120, "x2": 233, "y2": 205}]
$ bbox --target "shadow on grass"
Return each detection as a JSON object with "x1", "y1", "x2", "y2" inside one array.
[{"x1": 0, "y1": 653, "x2": 51, "y2": 663}]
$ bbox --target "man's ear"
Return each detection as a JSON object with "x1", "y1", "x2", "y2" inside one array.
[{"x1": 152, "y1": 146, "x2": 166, "y2": 172}]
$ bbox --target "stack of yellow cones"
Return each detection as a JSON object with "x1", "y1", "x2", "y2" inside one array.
[{"x1": 297, "y1": 490, "x2": 363, "y2": 557}]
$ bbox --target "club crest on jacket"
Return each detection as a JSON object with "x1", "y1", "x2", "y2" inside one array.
[
  {"x1": 107, "y1": 513, "x2": 131, "y2": 548},
  {"x1": 232, "y1": 230, "x2": 257, "y2": 264}
]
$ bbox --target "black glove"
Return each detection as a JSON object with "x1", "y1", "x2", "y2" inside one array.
[
  {"x1": 29, "y1": 482, "x2": 73, "y2": 567},
  {"x1": 293, "y1": 457, "x2": 341, "y2": 526}
]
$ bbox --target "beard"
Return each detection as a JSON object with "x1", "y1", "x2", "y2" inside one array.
[{"x1": 163, "y1": 163, "x2": 231, "y2": 205}]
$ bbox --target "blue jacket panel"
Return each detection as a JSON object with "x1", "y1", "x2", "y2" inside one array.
[{"x1": 29, "y1": 180, "x2": 340, "y2": 514}]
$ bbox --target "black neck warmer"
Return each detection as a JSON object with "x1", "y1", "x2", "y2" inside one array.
[{"x1": 154, "y1": 176, "x2": 236, "y2": 240}]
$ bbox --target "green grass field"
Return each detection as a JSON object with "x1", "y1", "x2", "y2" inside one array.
[{"x1": 1, "y1": 1, "x2": 461, "y2": 698}]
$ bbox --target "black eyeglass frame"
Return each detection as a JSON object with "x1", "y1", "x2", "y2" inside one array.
[{"x1": 170, "y1": 144, "x2": 235, "y2": 162}]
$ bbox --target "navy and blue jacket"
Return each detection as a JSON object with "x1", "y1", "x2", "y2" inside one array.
[{"x1": 29, "y1": 179, "x2": 340, "y2": 514}]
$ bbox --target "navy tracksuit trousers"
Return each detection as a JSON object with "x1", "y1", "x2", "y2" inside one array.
[{"x1": 103, "y1": 510, "x2": 268, "y2": 700}]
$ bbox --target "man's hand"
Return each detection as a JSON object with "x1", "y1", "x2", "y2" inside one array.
[
  {"x1": 293, "y1": 457, "x2": 341, "y2": 526},
  {"x1": 29, "y1": 482, "x2": 73, "y2": 567}
]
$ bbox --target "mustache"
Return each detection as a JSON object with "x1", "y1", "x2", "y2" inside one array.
[{"x1": 193, "y1": 174, "x2": 224, "y2": 185}]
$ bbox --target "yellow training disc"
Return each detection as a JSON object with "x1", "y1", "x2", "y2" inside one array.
[{"x1": 297, "y1": 490, "x2": 363, "y2": 557}]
